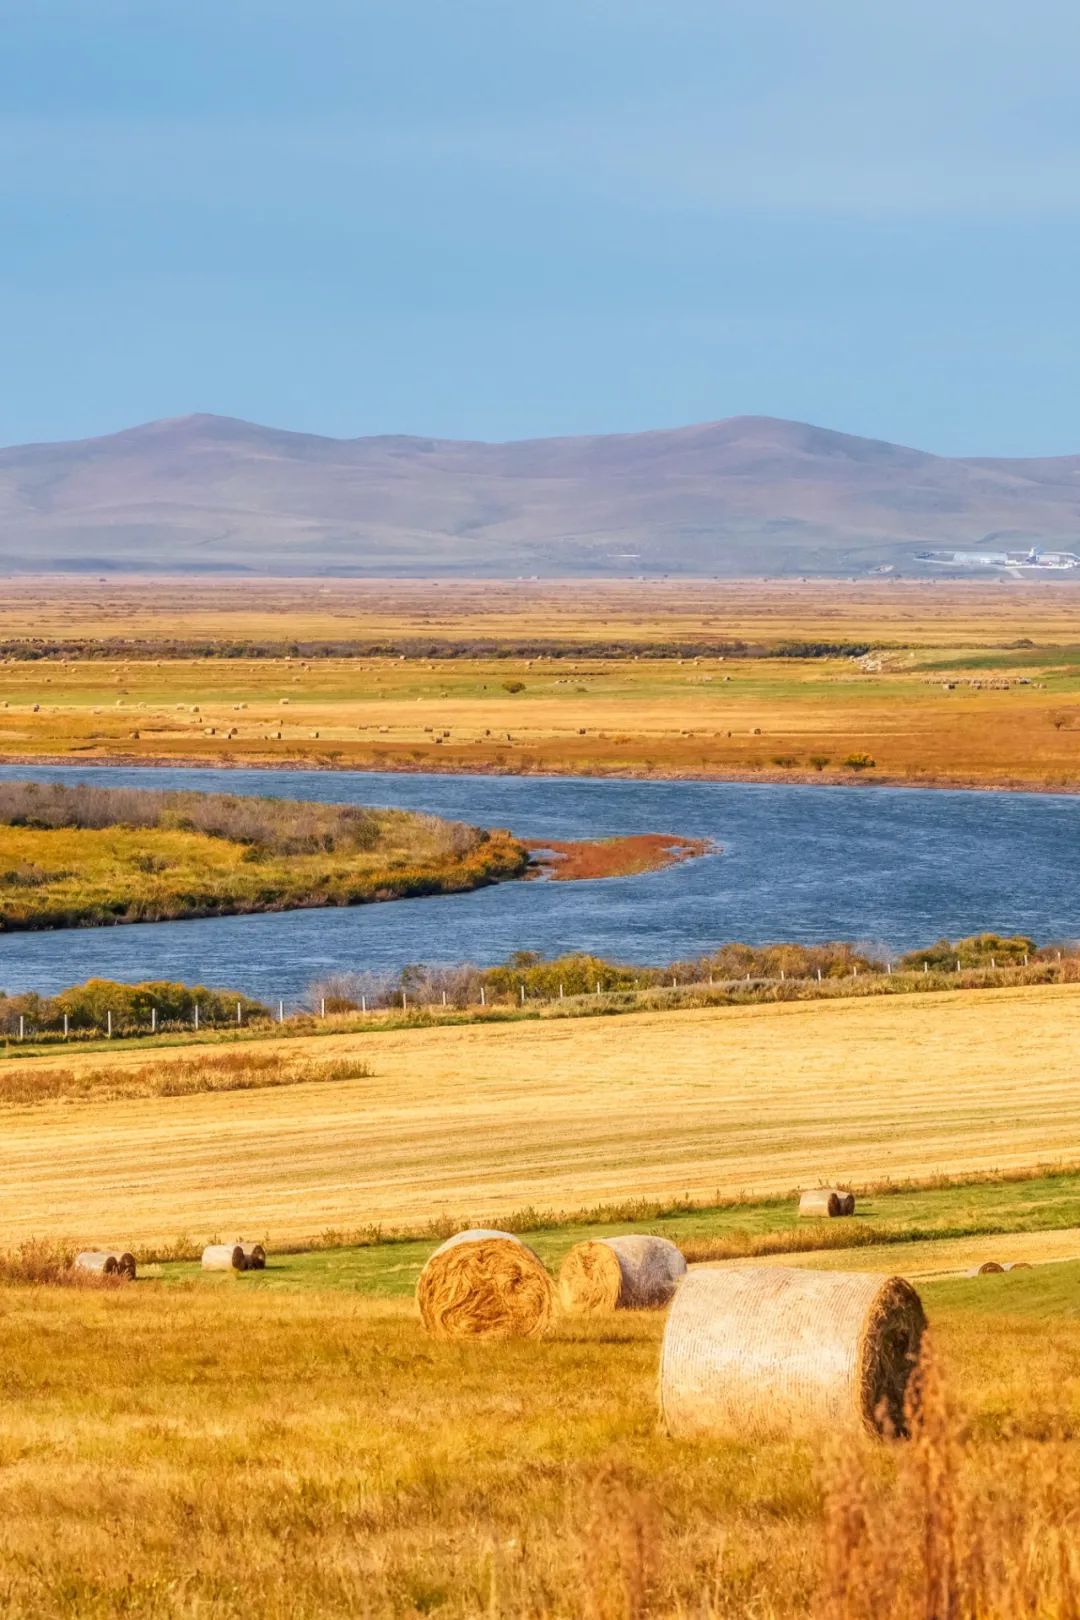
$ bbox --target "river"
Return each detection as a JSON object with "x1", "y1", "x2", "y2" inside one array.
[{"x1": 0, "y1": 764, "x2": 1075, "y2": 1003}]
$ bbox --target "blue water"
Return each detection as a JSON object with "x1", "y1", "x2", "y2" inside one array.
[{"x1": 0, "y1": 763, "x2": 1075, "y2": 1003}]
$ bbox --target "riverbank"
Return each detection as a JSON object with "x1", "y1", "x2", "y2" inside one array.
[
  {"x1": 0, "y1": 781, "x2": 528, "y2": 932},
  {"x1": 3, "y1": 748, "x2": 1078, "y2": 795}
]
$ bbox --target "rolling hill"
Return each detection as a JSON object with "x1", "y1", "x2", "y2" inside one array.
[{"x1": 3, "y1": 412, "x2": 1080, "y2": 576}]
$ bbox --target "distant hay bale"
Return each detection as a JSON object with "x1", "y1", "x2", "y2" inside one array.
[
  {"x1": 659, "y1": 1266, "x2": 926, "y2": 1440},
  {"x1": 799, "y1": 1188, "x2": 856, "y2": 1218},
  {"x1": 558, "y1": 1235, "x2": 687, "y2": 1315},
  {"x1": 1003, "y1": 1261, "x2": 1033, "y2": 1271},
  {"x1": 966, "y1": 1260, "x2": 1005, "y2": 1275},
  {"x1": 201, "y1": 1243, "x2": 249, "y2": 1272},
  {"x1": 416, "y1": 1229, "x2": 554, "y2": 1341},
  {"x1": 75, "y1": 1249, "x2": 136, "y2": 1280},
  {"x1": 238, "y1": 1243, "x2": 266, "y2": 1270}
]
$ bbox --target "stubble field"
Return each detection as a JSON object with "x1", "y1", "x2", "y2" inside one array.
[
  {"x1": 1, "y1": 578, "x2": 1078, "y2": 788},
  {"x1": 1, "y1": 984, "x2": 1077, "y2": 1250}
]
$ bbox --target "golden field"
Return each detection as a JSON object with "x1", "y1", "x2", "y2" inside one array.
[
  {"x1": 1, "y1": 580, "x2": 1078, "y2": 788},
  {"x1": 4, "y1": 575, "x2": 1080, "y2": 645},
  {"x1": 0, "y1": 1265, "x2": 1079, "y2": 1618},
  {"x1": 1, "y1": 984, "x2": 1078, "y2": 1249}
]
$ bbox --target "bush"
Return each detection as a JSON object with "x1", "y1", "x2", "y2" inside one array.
[
  {"x1": 897, "y1": 934, "x2": 1034, "y2": 971},
  {"x1": 502, "y1": 680, "x2": 526, "y2": 694},
  {"x1": 843, "y1": 752, "x2": 877, "y2": 771},
  {"x1": 0, "y1": 979, "x2": 268, "y2": 1036}
]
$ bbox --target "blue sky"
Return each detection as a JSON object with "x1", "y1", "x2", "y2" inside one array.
[{"x1": 3, "y1": 0, "x2": 1079, "y2": 452}]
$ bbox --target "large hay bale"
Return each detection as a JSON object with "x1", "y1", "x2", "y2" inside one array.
[
  {"x1": 238, "y1": 1243, "x2": 266, "y2": 1270},
  {"x1": 659, "y1": 1265, "x2": 926, "y2": 1440},
  {"x1": 558, "y1": 1235, "x2": 687, "y2": 1314},
  {"x1": 201, "y1": 1243, "x2": 249, "y2": 1271},
  {"x1": 966, "y1": 1260, "x2": 1005, "y2": 1276},
  {"x1": 799, "y1": 1187, "x2": 856, "y2": 1218},
  {"x1": 74, "y1": 1249, "x2": 135, "y2": 1278},
  {"x1": 416, "y1": 1229, "x2": 554, "y2": 1341}
]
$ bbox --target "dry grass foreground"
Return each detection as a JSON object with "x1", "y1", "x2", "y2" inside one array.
[
  {"x1": 1, "y1": 580, "x2": 1079, "y2": 791},
  {"x1": 1, "y1": 983, "x2": 1077, "y2": 1249},
  {"x1": 0, "y1": 1270, "x2": 1079, "y2": 1617}
]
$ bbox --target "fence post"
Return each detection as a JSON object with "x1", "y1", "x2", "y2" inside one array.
[
  {"x1": 923, "y1": 962, "x2": 928, "y2": 974},
  {"x1": 559, "y1": 983, "x2": 564, "y2": 999},
  {"x1": 817, "y1": 968, "x2": 822, "y2": 981},
  {"x1": 887, "y1": 962, "x2": 892, "y2": 975},
  {"x1": 107, "y1": 1010, "x2": 112, "y2": 1038},
  {"x1": 480, "y1": 986, "x2": 486, "y2": 1007},
  {"x1": 402, "y1": 992, "x2": 407, "y2": 1011},
  {"x1": 595, "y1": 981, "x2": 601, "y2": 996},
  {"x1": 956, "y1": 960, "x2": 961, "y2": 972},
  {"x1": 520, "y1": 984, "x2": 525, "y2": 1004},
  {"x1": 194, "y1": 1003, "x2": 199, "y2": 1031},
  {"x1": 361, "y1": 994, "x2": 367, "y2": 1014},
  {"x1": 991, "y1": 957, "x2": 996, "y2": 970},
  {"x1": 278, "y1": 999, "x2": 284, "y2": 1023},
  {"x1": 237, "y1": 1001, "x2": 243, "y2": 1026},
  {"x1": 320, "y1": 998, "x2": 325, "y2": 1019},
  {"x1": 442, "y1": 990, "x2": 447, "y2": 1006},
  {"x1": 151, "y1": 1006, "x2": 156, "y2": 1033},
  {"x1": 18, "y1": 1015, "x2": 24, "y2": 1041},
  {"x1": 63, "y1": 1012, "x2": 69, "y2": 1039}
]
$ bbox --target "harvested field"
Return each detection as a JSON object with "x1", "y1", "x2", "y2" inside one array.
[
  {"x1": 0, "y1": 983, "x2": 1076, "y2": 1248},
  {"x1": 2, "y1": 580, "x2": 1078, "y2": 789}
]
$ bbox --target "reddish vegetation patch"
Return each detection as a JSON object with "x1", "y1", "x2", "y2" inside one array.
[{"x1": 524, "y1": 833, "x2": 713, "y2": 882}]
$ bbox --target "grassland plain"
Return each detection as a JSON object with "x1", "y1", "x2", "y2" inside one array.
[
  {"x1": 0, "y1": 984, "x2": 1077, "y2": 1249},
  {"x1": 1, "y1": 580, "x2": 1078, "y2": 789},
  {"x1": 0, "y1": 1262, "x2": 1079, "y2": 1617}
]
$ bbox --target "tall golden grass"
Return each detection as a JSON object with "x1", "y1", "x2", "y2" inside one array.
[
  {"x1": 0, "y1": 1281, "x2": 1076, "y2": 1616},
  {"x1": 0, "y1": 1049, "x2": 373, "y2": 1105}
]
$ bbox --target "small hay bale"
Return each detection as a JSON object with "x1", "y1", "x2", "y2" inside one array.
[
  {"x1": 416, "y1": 1229, "x2": 554, "y2": 1341},
  {"x1": 659, "y1": 1265, "x2": 926, "y2": 1440},
  {"x1": 558, "y1": 1235, "x2": 687, "y2": 1315},
  {"x1": 799, "y1": 1187, "x2": 855, "y2": 1218},
  {"x1": 1003, "y1": 1261, "x2": 1033, "y2": 1272},
  {"x1": 966, "y1": 1261, "x2": 1005, "y2": 1276},
  {"x1": 238, "y1": 1243, "x2": 266, "y2": 1270},
  {"x1": 201, "y1": 1243, "x2": 249, "y2": 1272}
]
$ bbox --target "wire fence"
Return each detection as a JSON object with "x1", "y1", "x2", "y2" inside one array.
[{"x1": 2, "y1": 950, "x2": 1075, "y2": 1048}]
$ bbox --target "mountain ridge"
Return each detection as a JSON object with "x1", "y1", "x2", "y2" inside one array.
[{"x1": 3, "y1": 412, "x2": 1079, "y2": 576}]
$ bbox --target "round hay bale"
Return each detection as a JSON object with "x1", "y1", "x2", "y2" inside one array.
[
  {"x1": 558, "y1": 1235, "x2": 687, "y2": 1314},
  {"x1": 1003, "y1": 1261, "x2": 1033, "y2": 1272},
  {"x1": 966, "y1": 1261, "x2": 1005, "y2": 1276},
  {"x1": 239, "y1": 1243, "x2": 266, "y2": 1270},
  {"x1": 74, "y1": 1250, "x2": 121, "y2": 1276},
  {"x1": 799, "y1": 1188, "x2": 855, "y2": 1218},
  {"x1": 116, "y1": 1251, "x2": 137, "y2": 1281},
  {"x1": 201, "y1": 1243, "x2": 248, "y2": 1272},
  {"x1": 659, "y1": 1265, "x2": 926, "y2": 1440},
  {"x1": 416, "y1": 1229, "x2": 554, "y2": 1341}
]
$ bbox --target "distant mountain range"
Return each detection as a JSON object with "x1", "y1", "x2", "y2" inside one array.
[{"x1": 2, "y1": 412, "x2": 1080, "y2": 576}]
